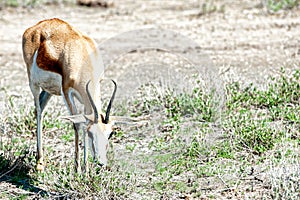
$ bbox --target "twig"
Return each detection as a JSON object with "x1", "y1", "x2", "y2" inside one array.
[
  {"x1": 44, "y1": 127, "x2": 60, "y2": 135},
  {"x1": 12, "y1": 189, "x2": 35, "y2": 196},
  {"x1": 241, "y1": 175, "x2": 264, "y2": 183},
  {"x1": 216, "y1": 187, "x2": 236, "y2": 193},
  {"x1": 217, "y1": 174, "x2": 229, "y2": 189},
  {"x1": 49, "y1": 154, "x2": 62, "y2": 160}
]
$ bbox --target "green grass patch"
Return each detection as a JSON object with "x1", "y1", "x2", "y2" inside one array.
[
  {"x1": 266, "y1": 0, "x2": 300, "y2": 12},
  {"x1": 0, "y1": 69, "x2": 299, "y2": 198}
]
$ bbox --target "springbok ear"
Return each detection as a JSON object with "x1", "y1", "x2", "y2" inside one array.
[
  {"x1": 60, "y1": 115, "x2": 87, "y2": 124},
  {"x1": 84, "y1": 114, "x2": 94, "y2": 122},
  {"x1": 109, "y1": 115, "x2": 149, "y2": 126}
]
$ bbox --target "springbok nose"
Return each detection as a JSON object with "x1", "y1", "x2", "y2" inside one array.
[{"x1": 94, "y1": 159, "x2": 106, "y2": 168}]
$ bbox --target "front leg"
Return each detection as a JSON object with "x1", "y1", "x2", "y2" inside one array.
[
  {"x1": 73, "y1": 123, "x2": 81, "y2": 173},
  {"x1": 62, "y1": 88, "x2": 82, "y2": 173},
  {"x1": 83, "y1": 125, "x2": 89, "y2": 174}
]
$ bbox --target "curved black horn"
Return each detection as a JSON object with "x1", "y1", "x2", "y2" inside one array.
[
  {"x1": 104, "y1": 80, "x2": 117, "y2": 124},
  {"x1": 86, "y1": 81, "x2": 98, "y2": 123}
]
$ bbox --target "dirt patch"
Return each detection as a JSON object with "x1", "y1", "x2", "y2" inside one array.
[{"x1": 1, "y1": 1, "x2": 300, "y2": 90}]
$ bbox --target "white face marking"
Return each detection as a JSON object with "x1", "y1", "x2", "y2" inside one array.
[
  {"x1": 30, "y1": 51, "x2": 62, "y2": 95},
  {"x1": 88, "y1": 123, "x2": 110, "y2": 166}
]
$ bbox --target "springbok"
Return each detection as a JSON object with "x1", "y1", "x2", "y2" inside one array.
[{"x1": 22, "y1": 18, "x2": 116, "y2": 172}]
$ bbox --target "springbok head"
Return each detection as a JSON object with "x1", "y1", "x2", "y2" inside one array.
[{"x1": 65, "y1": 80, "x2": 117, "y2": 166}]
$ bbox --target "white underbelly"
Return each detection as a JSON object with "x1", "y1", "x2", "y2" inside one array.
[{"x1": 30, "y1": 51, "x2": 62, "y2": 95}]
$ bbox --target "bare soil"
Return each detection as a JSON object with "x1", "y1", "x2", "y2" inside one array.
[{"x1": 1, "y1": 0, "x2": 300, "y2": 91}]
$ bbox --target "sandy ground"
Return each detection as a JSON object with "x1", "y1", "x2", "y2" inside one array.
[{"x1": 1, "y1": 0, "x2": 300, "y2": 92}]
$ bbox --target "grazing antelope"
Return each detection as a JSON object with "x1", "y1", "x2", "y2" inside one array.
[{"x1": 22, "y1": 18, "x2": 116, "y2": 172}]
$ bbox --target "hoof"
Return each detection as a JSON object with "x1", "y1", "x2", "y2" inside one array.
[{"x1": 36, "y1": 158, "x2": 44, "y2": 171}]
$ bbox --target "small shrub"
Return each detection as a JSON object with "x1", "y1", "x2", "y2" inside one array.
[{"x1": 225, "y1": 70, "x2": 299, "y2": 154}]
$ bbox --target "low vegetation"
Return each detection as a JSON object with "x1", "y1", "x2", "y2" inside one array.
[
  {"x1": 0, "y1": 69, "x2": 299, "y2": 199},
  {"x1": 266, "y1": 0, "x2": 300, "y2": 12}
]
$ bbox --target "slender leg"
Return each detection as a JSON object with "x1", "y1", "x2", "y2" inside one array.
[
  {"x1": 36, "y1": 91, "x2": 52, "y2": 171},
  {"x1": 30, "y1": 84, "x2": 43, "y2": 171},
  {"x1": 73, "y1": 123, "x2": 81, "y2": 173},
  {"x1": 39, "y1": 91, "x2": 52, "y2": 112},
  {"x1": 62, "y1": 89, "x2": 81, "y2": 173},
  {"x1": 83, "y1": 124, "x2": 88, "y2": 174},
  {"x1": 69, "y1": 90, "x2": 89, "y2": 174},
  {"x1": 35, "y1": 91, "x2": 52, "y2": 171},
  {"x1": 69, "y1": 94, "x2": 88, "y2": 173},
  {"x1": 35, "y1": 101, "x2": 44, "y2": 171}
]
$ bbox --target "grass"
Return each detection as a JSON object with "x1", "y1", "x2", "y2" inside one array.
[
  {"x1": 197, "y1": 0, "x2": 226, "y2": 16},
  {"x1": 0, "y1": 69, "x2": 299, "y2": 199},
  {"x1": 266, "y1": 0, "x2": 300, "y2": 12},
  {"x1": 225, "y1": 69, "x2": 299, "y2": 154}
]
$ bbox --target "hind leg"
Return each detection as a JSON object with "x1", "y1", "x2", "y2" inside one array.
[{"x1": 30, "y1": 85, "x2": 52, "y2": 171}]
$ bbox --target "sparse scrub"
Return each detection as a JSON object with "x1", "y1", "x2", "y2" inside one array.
[
  {"x1": 132, "y1": 82, "x2": 215, "y2": 122},
  {"x1": 225, "y1": 69, "x2": 299, "y2": 155},
  {"x1": 0, "y1": 70, "x2": 299, "y2": 198}
]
